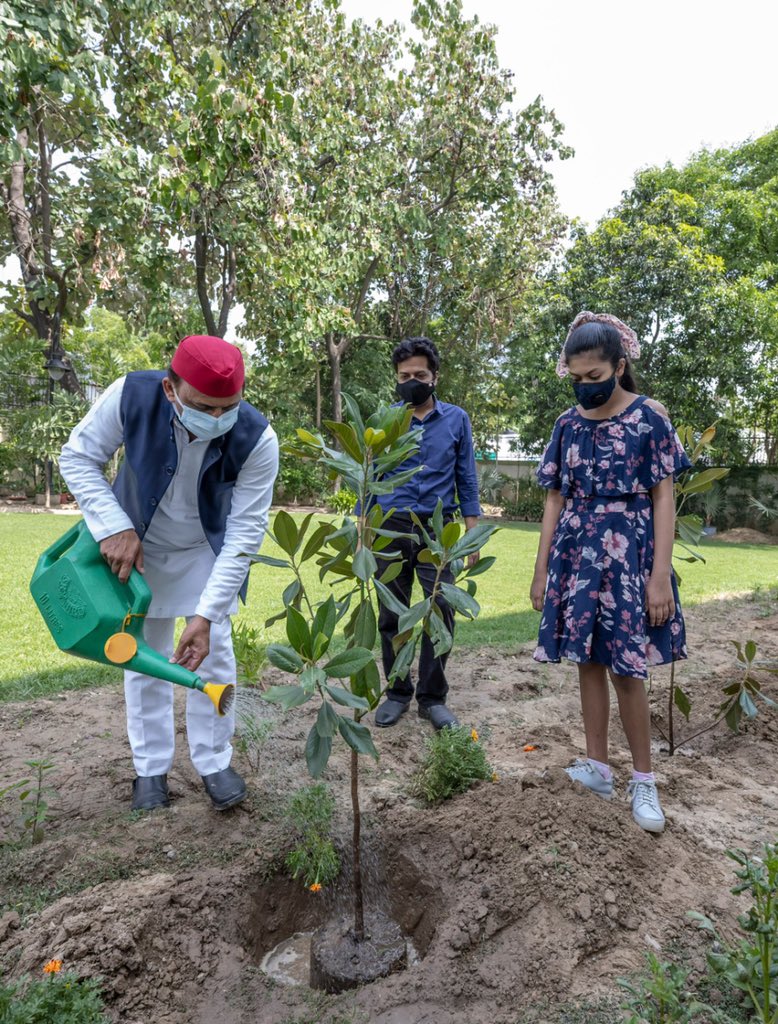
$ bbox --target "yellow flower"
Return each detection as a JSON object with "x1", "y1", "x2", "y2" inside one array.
[
  {"x1": 471, "y1": 729, "x2": 479, "y2": 742},
  {"x1": 491, "y1": 772, "x2": 499, "y2": 782},
  {"x1": 309, "y1": 882, "x2": 322, "y2": 893},
  {"x1": 43, "y1": 959, "x2": 63, "y2": 974}
]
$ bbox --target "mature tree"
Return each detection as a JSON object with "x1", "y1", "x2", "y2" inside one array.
[
  {"x1": 507, "y1": 129, "x2": 778, "y2": 463},
  {"x1": 243, "y1": 0, "x2": 569, "y2": 422},
  {"x1": 105, "y1": 0, "x2": 302, "y2": 337},
  {"x1": 0, "y1": 0, "x2": 119, "y2": 390}
]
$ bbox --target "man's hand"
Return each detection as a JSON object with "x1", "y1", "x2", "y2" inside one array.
[
  {"x1": 171, "y1": 615, "x2": 211, "y2": 673},
  {"x1": 100, "y1": 529, "x2": 144, "y2": 584}
]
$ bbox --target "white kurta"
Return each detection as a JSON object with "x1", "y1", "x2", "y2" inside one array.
[
  {"x1": 59, "y1": 376, "x2": 279, "y2": 777},
  {"x1": 59, "y1": 376, "x2": 279, "y2": 621}
]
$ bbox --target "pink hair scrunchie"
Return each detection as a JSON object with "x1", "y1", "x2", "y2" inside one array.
[{"x1": 556, "y1": 311, "x2": 640, "y2": 378}]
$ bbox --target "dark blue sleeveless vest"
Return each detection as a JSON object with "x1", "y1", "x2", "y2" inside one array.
[{"x1": 112, "y1": 370, "x2": 269, "y2": 603}]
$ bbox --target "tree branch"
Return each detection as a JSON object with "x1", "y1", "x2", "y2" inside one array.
[
  {"x1": 218, "y1": 241, "x2": 237, "y2": 337},
  {"x1": 195, "y1": 227, "x2": 218, "y2": 335},
  {"x1": 353, "y1": 256, "x2": 379, "y2": 324}
]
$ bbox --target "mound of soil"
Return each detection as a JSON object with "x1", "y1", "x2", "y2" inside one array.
[{"x1": 1, "y1": 595, "x2": 777, "y2": 1023}]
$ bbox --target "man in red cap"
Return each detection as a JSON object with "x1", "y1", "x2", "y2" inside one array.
[{"x1": 60, "y1": 335, "x2": 279, "y2": 812}]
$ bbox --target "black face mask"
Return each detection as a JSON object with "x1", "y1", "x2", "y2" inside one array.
[
  {"x1": 396, "y1": 379, "x2": 435, "y2": 407},
  {"x1": 572, "y1": 374, "x2": 617, "y2": 410}
]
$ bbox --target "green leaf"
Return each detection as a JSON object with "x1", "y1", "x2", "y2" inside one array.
[
  {"x1": 389, "y1": 635, "x2": 417, "y2": 682},
  {"x1": 352, "y1": 661, "x2": 383, "y2": 706},
  {"x1": 305, "y1": 724, "x2": 332, "y2": 777},
  {"x1": 266, "y1": 644, "x2": 305, "y2": 673},
  {"x1": 398, "y1": 597, "x2": 430, "y2": 635},
  {"x1": 294, "y1": 513, "x2": 316, "y2": 553},
  {"x1": 337, "y1": 716, "x2": 379, "y2": 759},
  {"x1": 286, "y1": 605, "x2": 312, "y2": 658},
  {"x1": 273, "y1": 510, "x2": 298, "y2": 556},
  {"x1": 353, "y1": 546, "x2": 378, "y2": 582},
  {"x1": 312, "y1": 596, "x2": 337, "y2": 646},
  {"x1": 283, "y1": 578, "x2": 302, "y2": 607},
  {"x1": 431, "y1": 500, "x2": 445, "y2": 541},
  {"x1": 449, "y1": 523, "x2": 498, "y2": 559},
  {"x1": 353, "y1": 601, "x2": 377, "y2": 650},
  {"x1": 300, "y1": 666, "x2": 327, "y2": 693},
  {"x1": 426, "y1": 610, "x2": 453, "y2": 657},
  {"x1": 243, "y1": 553, "x2": 291, "y2": 568},
  {"x1": 374, "y1": 578, "x2": 408, "y2": 616},
  {"x1": 325, "y1": 684, "x2": 370, "y2": 710},
  {"x1": 379, "y1": 560, "x2": 404, "y2": 584},
  {"x1": 440, "y1": 582, "x2": 480, "y2": 619},
  {"x1": 440, "y1": 521, "x2": 461, "y2": 549},
  {"x1": 323, "y1": 646, "x2": 375, "y2": 677},
  {"x1": 673, "y1": 684, "x2": 691, "y2": 721},
  {"x1": 464, "y1": 556, "x2": 496, "y2": 578},
  {"x1": 417, "y1": 548, "x2": 441, "y2": 565},
  {"x1": 301, "y1": 523, "x2": 335, "y2": 562},
  {"x1": 263, "y1": 684, "x2": 311, "y2": 710},
  {"x1": 324, "y1": 420, "x2": 364, "y2": 462},
  {"x1": 744, "y1": 639, "x2": 757, "y2": 664},
  {"x1": 316, "y1": 700, "x2": 340, "y2": 738},
  {"x1": 739, "y1": 690, "x2": 758, "y2": 718},
  {"x1": 342, "y1": 393, "x2": 366, "y2": 438}
]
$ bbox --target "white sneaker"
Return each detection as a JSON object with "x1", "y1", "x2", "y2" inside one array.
[
  {"x1": 564, "y1": 759, "x2": 614, "y2": 800},
  {"x1": 627, "y1": 779, "x2": 665, "y2": 833}
]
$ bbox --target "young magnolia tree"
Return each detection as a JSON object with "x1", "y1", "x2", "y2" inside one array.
[{"x1": 247, "y1": 395, "x2": 497, "y2": 940}]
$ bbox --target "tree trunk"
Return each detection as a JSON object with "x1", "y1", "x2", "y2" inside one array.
[
  {"x1": 194, "y1": 227, "x2": 219, "y2": 336},
  {"x1": 350, "y1": 748, "x2": 365, "y2": 942},
  {"x1": 326, "y1": 334, "x2": 344, "y2": 423},
  {"x1": 314, "y1": 359, "x2": 322, "y2": 430}
]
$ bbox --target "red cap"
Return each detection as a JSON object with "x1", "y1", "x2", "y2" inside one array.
[{"x1": 171, "y1": 335, "x2": 245, "y2": 397}]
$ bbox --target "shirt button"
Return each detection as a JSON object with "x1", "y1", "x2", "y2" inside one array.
[
  {"x1": 150, "y1": 498, "x2": 157, "y2": 506},
  {"x1": 166, "y1": 466, "x2": 174, "y2": 475},
  {"x1": 140, "y1": 522, "x2": 146, "y2": 531}
]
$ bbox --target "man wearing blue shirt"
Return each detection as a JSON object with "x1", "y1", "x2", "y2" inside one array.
[{"x1": 374, "y1": 337, "x2": 482, "y2": 731}]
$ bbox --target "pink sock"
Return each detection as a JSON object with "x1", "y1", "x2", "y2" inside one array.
[
  {"x1": 587, "y1": 757, "x2": 612, "y2": 780},
  {"x1": 632, "y1": 770, "x2": 655, "y2": 783}
]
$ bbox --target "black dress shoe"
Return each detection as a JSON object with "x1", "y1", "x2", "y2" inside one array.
[
  {"x1": 131, "y1": 775, "x2": 170, "y2": 811},
  {"x1": 418, "y1": 704, "x2": 459, "y2": 730},
  {"x1": 375, "y1": 699, "x2": 410, "y2": 727},
  {"x1": 201, "y1": 766, "x2": 246, "y2": 811}
]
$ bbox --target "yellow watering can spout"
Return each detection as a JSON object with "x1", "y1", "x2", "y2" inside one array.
[{"x1": 31, "y1": 522, "x2": 237, "y2": 717}]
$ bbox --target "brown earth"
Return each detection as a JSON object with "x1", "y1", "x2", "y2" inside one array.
[
  {"x1": 714, "y1": 527, "x2": 778, "y2": 545},
  {"x1": 1, "y1": 594, "x2": 777, "y2": 1024}
]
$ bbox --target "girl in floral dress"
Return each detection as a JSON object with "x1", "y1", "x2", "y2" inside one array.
[{"x1": 530, "y1": 312, "x2": 690, "y2": 833}]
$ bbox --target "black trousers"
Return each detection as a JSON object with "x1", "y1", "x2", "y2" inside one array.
[{"x1": 378, "y1": 513, "x2": 456, "y2": 708}]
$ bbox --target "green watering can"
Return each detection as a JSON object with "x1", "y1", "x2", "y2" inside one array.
[{"x1": 29, "y1": 521, "x2": 234, "y2": 716}]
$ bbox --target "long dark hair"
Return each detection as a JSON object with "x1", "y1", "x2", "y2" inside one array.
[{"x1": 563, "y1": 321, "x2": 639, "y2": 393}]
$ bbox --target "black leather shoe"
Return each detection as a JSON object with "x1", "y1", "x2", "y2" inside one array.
[
  {"x1": 201, "y1": 766, "x2": 246, "y2": 811},
  {"x1": 375, "y1": 699, "x2": 410, "y2": 727},
  {"x1": 418, "y1": 704, "x2": 459, "y2": 730},
  {"x1": 131, "y1": 775, "x2": 170, "y2": 811}
]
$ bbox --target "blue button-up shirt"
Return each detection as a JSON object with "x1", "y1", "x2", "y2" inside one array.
[{"x1": 374, "y1": 399, "x2": 481, "y2": 519}]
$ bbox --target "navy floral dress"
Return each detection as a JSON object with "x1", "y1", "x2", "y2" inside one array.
[{"x1": 534, "y1": 396, "x2": 691, "y2": 680}]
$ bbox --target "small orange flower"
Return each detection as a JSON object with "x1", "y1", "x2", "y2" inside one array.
[
  {"x1": 471, "y1": 729, "x2": 479, "y2": 742},
  {"x1": 309, "y1": 882, "x2": 322, "y2": 892},
  {"x1": 523, "y1": 744, "x2": 538, "y2": 752},
  {"x1": 43, "y1": 959, "x2": 63, "y2": 974}
]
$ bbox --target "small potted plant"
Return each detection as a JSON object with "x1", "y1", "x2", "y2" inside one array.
[{"x1": 701, "y1": 485, "x2": 722, "y2": 536}]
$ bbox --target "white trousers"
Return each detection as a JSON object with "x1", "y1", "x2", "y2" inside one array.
[{"x1": 124, "y1": 616, "x2": 236, "y2": 777}]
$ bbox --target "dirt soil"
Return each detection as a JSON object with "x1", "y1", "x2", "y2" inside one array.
[
  {"x1": 714, "y1": 527, "x2": 778, "y2": 545},
  {"x1": 1, "y1": 594, "x2": 777, "y2": 1024}
]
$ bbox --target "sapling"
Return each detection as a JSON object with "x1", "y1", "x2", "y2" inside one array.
[{"x1": 244, "y1": 394, "x2": 498, "y2": 943}]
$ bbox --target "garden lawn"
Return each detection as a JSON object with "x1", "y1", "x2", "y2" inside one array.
[{"x1": 1, "y1": 512, "x2": 777, "y2": 702}]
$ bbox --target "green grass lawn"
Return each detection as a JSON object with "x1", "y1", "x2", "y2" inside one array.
[{"x1": 2, "y1": 512, "x2": 777, "y2": 702}]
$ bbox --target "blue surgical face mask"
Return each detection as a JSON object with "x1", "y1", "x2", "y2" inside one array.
[
  {"x1": 571, "y1": 374, "x2": 617, "y2": 410},
  {"x1": 171, "y1": 385, "x2": 240, "y2": 440}
]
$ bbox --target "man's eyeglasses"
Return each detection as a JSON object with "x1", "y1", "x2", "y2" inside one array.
[{"x1": 397, "y1": 371, "x2": 434, "y2": 383}]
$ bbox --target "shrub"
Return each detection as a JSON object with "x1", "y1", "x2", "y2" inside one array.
[
  {"x1": 500, "y1": 482, "x2": 546, "y2": 521},
  {"x1": 411, "y1": 726, "x2": 494, "y2": 804},
  {"x1": 0, "y1": 969, "x2": 109, "y2": 1024},
  {"x1": 325, "y1": 488, "x2": 358, "y2": 516},
  {"x1": 274, "y1": 459, "x2": 328, "y2": 505},
  {"x1": 284, "y1": 783, "x2": 340, "y2": 891}
]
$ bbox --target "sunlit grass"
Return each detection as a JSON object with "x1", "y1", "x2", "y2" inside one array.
[{"x1": 1, "y1": 512, "x2": 776, "y2": 702}]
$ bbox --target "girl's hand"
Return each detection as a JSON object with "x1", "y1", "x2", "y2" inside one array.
[
  {"x1": 530, "y1": 573, "x2": 546, "y2": 612},
  {"x1": 646, "y1": 574, "x2": 675, "y2": 627}
]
